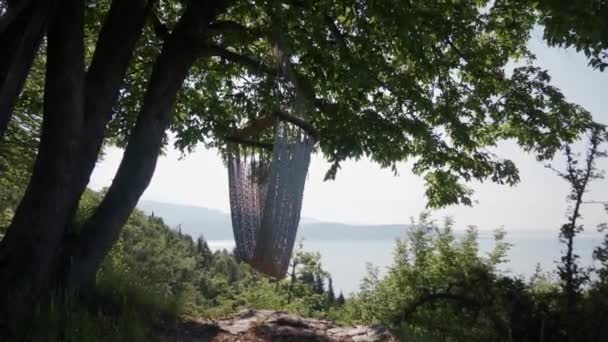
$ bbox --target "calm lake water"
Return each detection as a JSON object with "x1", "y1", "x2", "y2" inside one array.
[{"x1": 208, "y1": 232, "x2": 604, "y2": 295}]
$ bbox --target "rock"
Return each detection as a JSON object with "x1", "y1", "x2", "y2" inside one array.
[{"x1": 156, "y1": 309, "x2": 396, "y2": 342}]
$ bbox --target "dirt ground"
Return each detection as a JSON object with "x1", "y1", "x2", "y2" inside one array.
[{"x1": 155, "y1": 309, "x2": 396, "y2": 342}]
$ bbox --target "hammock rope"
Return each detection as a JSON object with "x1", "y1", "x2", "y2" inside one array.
[
  {"x1": 226, "y1": 11, "x2": 317, "y2": 277},
  {"x1": 228, "y1": 124, "x2": 314, "y2": 277}
]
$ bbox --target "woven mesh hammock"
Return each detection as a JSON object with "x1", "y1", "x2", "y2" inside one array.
[
  {"x1": 228, "y1": 123, "x2": 314, "y2": 277},
  {"x1": 226, "y1": 16, "x2": 318, "y2": 277}
]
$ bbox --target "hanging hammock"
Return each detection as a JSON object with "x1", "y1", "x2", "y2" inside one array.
[
  {"x1": 227, "y1": 117, "x2": 316, "y2": 277},
  {"x1": 225, "y1": 10, "x2": 319, "y2": 277}
]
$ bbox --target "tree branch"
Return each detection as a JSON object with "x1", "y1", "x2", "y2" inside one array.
[
  {"x1": 275, "y1": 109, "x2": 319, "y2": 140},
  {"x1": 205, "y1": 14, "x2": 329, "y2": 126},
  {"x1": 324, "y1": 15, "x2": 349, "y2": 55},
  {"x1": 231, "y1": 113, "x2": 275, "y2": 139},
  {"x1": 206, "y1": 43, "x2": 330, "y2": 119},
  {"x1": 0, "y1": 0, "x2": 85, "y2": 295},
  {"x1": 225, "y1": 136, "x2": 273, "y2": 150},
  {"x1": 63, "y1": 0, "x2": 228, "y2": 293},
  {"x1": 208, "y1": 20, "x2": 263, "y2": 41},
  {"x1": 0, "y1": 0, "x2": 50, "y2": 138},
  {"x1": 151, "y1": 8, "x2": 170, "y2": 41},
  {"x1": 56, "y1": 0, "x2": 152, "y2": 244},
  {"x1": 206, "y1": 45, "x2": 274, "y2": 75},
  {"x1": 225, "y1": 108, "x2": 319, "y2": 148},
  {"x1": 446, "y1": 38, "x2": 467, "y2": 61}
]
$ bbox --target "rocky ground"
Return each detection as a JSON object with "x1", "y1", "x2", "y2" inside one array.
[{"x1": 156, "y1": 309, "x2": 396, "y2": 342}]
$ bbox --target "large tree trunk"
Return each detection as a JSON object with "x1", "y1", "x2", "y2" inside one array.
[
  {"x1": 60, "y1": 0, "x2": 150, "y2": 241},
  {"x1": 0, "y1": 0, "x2": 51, "y2": 139},
  {"x1": 0, "y1": 0, "x2": 150, "y2": 299},
  {"x1": 62, "y1": 0, "x2": 224, "y2": 293},
  {"x1": 0, "y1": 0, "x2": 84, "y2": 296},
  {"x1": 80, "y1": 0, "x2": 148, "y2": 164}
]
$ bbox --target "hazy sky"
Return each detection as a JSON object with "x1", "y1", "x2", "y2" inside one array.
[{"x1": 89, "y1": 29, "x2": 608, "y2": 231}]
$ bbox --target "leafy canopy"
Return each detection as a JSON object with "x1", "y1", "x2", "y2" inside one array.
[
  {"x1": 10, "y1": 0, "x2": 594, "y2": 207},
  {"x1": 533, "y1": 0, "x2": 608, "y2": 71}
]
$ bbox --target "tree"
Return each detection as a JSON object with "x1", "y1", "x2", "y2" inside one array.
[
  {"x1": 532, "y1": 0, "x2": 608, "y2": 71},
  {"x1": 327, "y1": 276, "x2": 335, "y2": 305},
  {"x1": 0, "y1": 0, "x2": 594, "y2": 303},
  {"x1": 547, "y1": 124, "x2": 607, "y2": 341},
  {"x1": 286, "y1": 240, "x2": 304, "y2": 303},
  {"x1": 595, "y1": 220, "x2": 608, "y2": 284},
  {"x1": 196, "y1": 235, "x2": 213, "y2": 268},
  {"x1": 313, "y1": 274, "x2": 325, "y2": 295},
  {"x1": 341, "y1": 214, "x2": 527, "y2": 341},
  {"x1": 0, "y1": 0, "x2": 51, "y2": 137},
  {"x1": 336, "y1": 292, "x2": 345, "y2": 306}
]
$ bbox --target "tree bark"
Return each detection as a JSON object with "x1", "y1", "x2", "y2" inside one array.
[
  {"x1": 0, "y1": 0, "x2": 51, "y2": 139},
  {"x1": 0, "y1": 0, "x2": 84, "y2": 296},
  {"x1": 58, "y1": 0, "x2": 150, "y2": 245},
  {"x1": 63, "y1": 0, "x2": 225, "y2": 293},
  {"x1": 0, "y1": 0, "x2": 150, "y2": 299},
  {"x1": 78, "y1": 0, "x2": 149, "y2": 182},
  {"x1": 0, "y1": 0, "x2": 32, "y2": 33}
]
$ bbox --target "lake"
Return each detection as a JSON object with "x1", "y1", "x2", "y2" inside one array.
[
  {"x1": 135, "y1": 200, "x2": 605, "y2": 295},
  {"x1": 208, "y1": 231, "x2": 604, "y2": 295}
]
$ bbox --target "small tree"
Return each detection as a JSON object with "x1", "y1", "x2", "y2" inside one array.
[
  {"x1": 327, "y1": 276, "x2": 336, "y2": 305},
  {"x1": 313, "y1": 274, "x2": 325, "y2": 295},
  {"x1": 286, "y1": 240, "x2": 304, "y2": 304},
  {"x1": 595, "y1": 219, "x2": 608, "y2": 283},
  {"x1": 547, "y1": 124, "x2": 606, "y2": 340},
  {"x1": 286, "y1": 240, "x2": 329, "y2": 303},
  {"x1": 336, "y1": 292, "x2": 346, "y2": 307}
]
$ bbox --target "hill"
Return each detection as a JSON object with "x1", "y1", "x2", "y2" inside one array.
[{"x1": 137, "y1": 200, "x2": 407, "y2": 241}]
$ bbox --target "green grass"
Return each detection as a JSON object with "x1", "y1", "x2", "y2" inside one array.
[{"x1": 2, "y1": 267, "x2": 182, "y2": 341}]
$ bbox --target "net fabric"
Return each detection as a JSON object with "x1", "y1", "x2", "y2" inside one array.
[
  {"x1": 227, "y1": 11, "x2": 315, "y2": 277},
  {"x1": 227, "y1": 152, "x2": 269, "y2": 262},
  {"x1": 227, "y1": 123, "x2": 314, "y2": 277}
]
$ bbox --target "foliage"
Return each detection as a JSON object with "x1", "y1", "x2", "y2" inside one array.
[
  {"x1": 0, "y1": 185, "x2": 342, "y2": 340},
  {"x1": 545, "y1": 125, "x2": 606, "y2": 334},
  {"x1": 5, "y1": 295, "x2": 151, "y2": 342},
  {"x1": 167, "y1": 0, "x2": 592, "y2": 207},
  {"x1": 0, "y1": 0, "x2": 601, "y2": 319},
  {"x1": 2, "y1": 1, "x2": 608, "y2": 340},
  {"x1": 98, "y1": 193, "x2": 341, "y2": 319},
  {"x1": 2, "y1": 150, "x2": 608, "y2": 341},
  {"x1": 335, "y1": 211, "x2": 608, "y2": 342},
  {"x1": 8, "y1": 0, "x2": 595, "y2": 208},
  {"x1": 333, "y1": 133, "x2": 608, "y2": 341},
  {"x1": 533, "y1": 0, "x2": 608, "y2": 71},
  {"x1": 339, "y1": 214, "x2": 521, "y2": 340},
  {"x1": 0, "y1": 43, "x2": 43, "y2": 232}
]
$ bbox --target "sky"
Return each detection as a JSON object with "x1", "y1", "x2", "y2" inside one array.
[{"x1": 89, "y1": 29, "x2": 608, "y2": 231}]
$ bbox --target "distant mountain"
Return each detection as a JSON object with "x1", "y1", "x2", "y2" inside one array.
[
  {"x1": 137, "y1": 200, "x2": 231, "y2": 240},
  {"x1": 137, "y1": 200, "x2": 408, "y2": 241}
]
